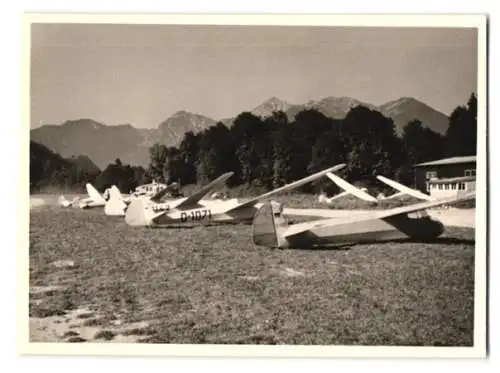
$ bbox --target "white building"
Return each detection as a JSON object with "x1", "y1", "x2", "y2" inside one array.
[
  {"x1": 426, "y1": 175, "x2": 476, "y2": 199},
  {"x1": 413, "y1": 155, "x2": 476, "y2": 199}
]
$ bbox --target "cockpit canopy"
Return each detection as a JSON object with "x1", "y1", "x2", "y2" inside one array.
[{"x1": 407, "y1": 210, "x2": 429, "y2": 219}]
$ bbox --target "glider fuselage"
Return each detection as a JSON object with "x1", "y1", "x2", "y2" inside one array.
[
  {"x1": 125, "y1": 198, "x2": 266, "y2": 227},
  {"x1": 281, "y1": 214, "x2": 445, "y2": 248}
]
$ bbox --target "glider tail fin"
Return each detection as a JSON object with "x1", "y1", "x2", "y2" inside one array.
[
  {"x1": 252, "y1": 202, "x2": 288, "y2": 248},
  {"x1": 85, "y1": 183, "x2": 106, "y2": 204},
  {"x1": 104, "y1": 185, "x2": 128, "y2": 216},
  {"x1": 58, "y1": 196, "x2": 68, "y2": 206},
  {"x1": 125, "y1": 198, "x2": 154, "y2": 226},
  {"x1": 109, "y1": 185, "x2": 124, "y2": 201}
]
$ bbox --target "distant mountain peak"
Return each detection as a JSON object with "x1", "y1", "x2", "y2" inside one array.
[
  {"x1": 298, "y1": 96, "x2": 378, "y2": 119},
  {"x1": 323, "y1": 95, "x2": 355, "y2": 102},
  {"x1": 380, "y1": 96, "x2": 439, "y2": 112},
  {"x1": 267, "y1": 96, "x2": 289, "y2": 104},
  {"x1": 251, "y1": 96, "x2": 294, "y2": 118},
  {"x1": 318, "y1": 96, "x2": 374, "y2": 107},
  {"x1": 381, "y1": 96, "x2": 430, "y2": 109},
  {"x1": 171, "y1": 110, "x2": 192, "y2": 117},
  {"x1": 61, "y1": 118, "x2": 105, "y2": 130},
  {"x1": 391, "y1": 96, "x2": 413, "y2": 102},
  {"x1": 167, "y1": 110, "x2": 216, "y2": 122},
  {"x1": 114, "y1": 123, "x2": 136, "y2": 129},
  {"x1": 156, "y1": 111, "x2": 217, "y2": 149},
  {"x1": 379, "y1": 96, "x2": 449, "y2": 135}
]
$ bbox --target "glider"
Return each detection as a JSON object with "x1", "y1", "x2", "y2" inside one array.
[
  {"x1": 58, "y1": 183, "x2": 107, "y2": 209},
  {"x1": 104, "y1": 182, "x2": 184, "y2": 216},
  {"x1": 58, "y1": 195, "x2": 81, "y2": 208},
  {"x1": 252, "y1": 191, "x2": 476, "y2": 249},
  {"x1": 125, "y1": 163, "x2": 346, "y2": 227},
  {"x1": 376, "y1": 175, "x2": 433, "y2": 201},
  {"x1": 134, "y1": 180, "x2": 170, "y2": 196}
]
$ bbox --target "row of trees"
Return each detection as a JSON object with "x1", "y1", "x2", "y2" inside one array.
[
  {"x1": 92, "y1": 159, "x2": 148, "y2": 193},
  {"x1": 32, "y1": 93, "x2": 476, "y2": 195},
  {"x1": 30, "y1": 152, "x2": 150, "y2": 194},
  {"x1": 143, "y1": 93, "x2": 477, "y2": 193}
]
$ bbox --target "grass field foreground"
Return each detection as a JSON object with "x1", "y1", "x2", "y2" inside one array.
[{"x1": 29, "y1": 201, "x2": 475, "y2": 346}]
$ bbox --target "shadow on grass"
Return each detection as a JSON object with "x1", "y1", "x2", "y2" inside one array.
[
  {"x1": 268, "y1": 237, "x2": 474, "y2": 251},
  {"x1": 148, "y1": 225, "x2": 196, "y2": 230},
  {"x1": 383, "y1": 237, "x2": 475, "y2": 246},
  {"x1": 259, "y1": 244, "x2": 352, "y2": 252},
  {"x1": 146, "y1": 222, "x2": 252, "y2": 229}
]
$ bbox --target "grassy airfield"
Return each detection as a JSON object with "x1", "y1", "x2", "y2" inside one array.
[{"x1": 28, "y1": 195, "x2": 475, "y2": 345}]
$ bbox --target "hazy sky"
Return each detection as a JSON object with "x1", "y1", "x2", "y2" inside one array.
[{"x1": 30, "y1": 23, "x2": 478, "y2": 129}]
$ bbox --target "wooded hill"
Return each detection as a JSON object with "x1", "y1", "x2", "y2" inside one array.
[{"x1": 30, "y1": 141, "x2": 101, "y2": 192}]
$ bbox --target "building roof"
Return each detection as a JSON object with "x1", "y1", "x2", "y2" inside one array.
[
  {"x1": 427, "y1": 176, "x2": 476, "y2": 184},
  {"x1": 414, "y1": 155, "x2": 476, "y2": 167}
]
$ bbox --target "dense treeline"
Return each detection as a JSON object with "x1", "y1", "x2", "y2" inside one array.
[
  {"x1": 30, "y1": 142, "x2": 101, "y2": 192},
  {"x1": 30, "y1": 143, "x2": 150, "y2": 193},
  {"x1": 92, "y1": 158, "x2": 149, "y2": 193},
  {"x1": 30, "y1": 93, "x2": 477, "y2": 194},
  {"x1": 145, "y1": 93, "x2": 477, "y2": 194}
]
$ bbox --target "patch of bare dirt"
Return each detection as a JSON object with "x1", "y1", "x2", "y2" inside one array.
[{"x1": 29, "y1": 306, "x2": 153, "y2": 343}]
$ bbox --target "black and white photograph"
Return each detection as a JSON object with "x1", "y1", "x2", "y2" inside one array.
[{"x1": 22, "y1": 13, "x2": 487, "y2": 357}]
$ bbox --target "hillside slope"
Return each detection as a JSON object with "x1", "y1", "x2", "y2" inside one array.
[{"x1": 30, "y1": 141, "x2": 100, "y2": 192}]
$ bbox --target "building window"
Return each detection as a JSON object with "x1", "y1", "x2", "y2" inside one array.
[
  {"x1": 464, "y1": 169, "x2": 476, "y2": 177},
  {"x1": 444, "y1": 184, "x2": 449, "y2": 190},
  {"x1": 451, "y1": 183, "x2": 457, "y2": 190},
  {"x1": 426, "y1": 171, "x2": 438, "y2": 179},
  {"x1": 458, "y1": 183, "x2": 465, "y2": 190}
]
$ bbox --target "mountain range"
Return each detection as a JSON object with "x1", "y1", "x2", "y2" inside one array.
[{"x1": 30, "y1": 96, "x2": 449, "y2": 169}]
